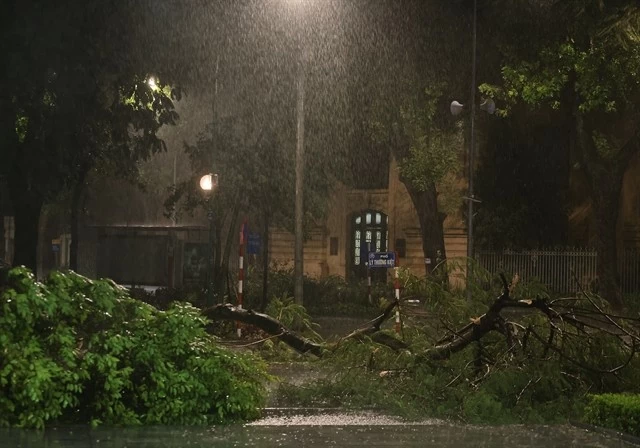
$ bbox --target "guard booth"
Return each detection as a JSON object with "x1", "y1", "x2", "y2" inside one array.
[{"x1": 77, "y1": 225, "x2": 214, "y2": 290}]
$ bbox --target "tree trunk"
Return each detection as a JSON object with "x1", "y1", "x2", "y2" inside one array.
[
  {"x1": 591, "y1": 177, "x2": 624, "y2": 308},
  {"x1": 0, "y1": 94, "x2": 18, "y2": 266},
  {"x1": 9, "y1": 187, "x2": 43, "y2": 272},
  {"x1": 69, "y1": 171, "x2": 87, "y2": 271},
  {"x1": 577, "y1": 114, "x2": 637, "y2": 309},
  {"x1": 213, "y1": 215, "x2": 222, "y2": 295},
  {"x1": 260, "y1": 211, "x2": 270, "y2": 312},
  {"x1": 0, "y1": 211, "x2": 4, "y2": 261},
  {"x1": 406, "y1": 184, "x2": 447, "y2": 279},
  {"x1": 217, "y1": 200, "x2": 241, "y2": 297}
]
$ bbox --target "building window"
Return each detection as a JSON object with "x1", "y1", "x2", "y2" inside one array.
[{"x1": 330, "y1": 237, "x2": 338, "y2": 256}]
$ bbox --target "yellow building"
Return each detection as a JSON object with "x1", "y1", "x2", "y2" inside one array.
[{"x1": 268, "y1": 158, "x2": 467, "y2": 280}]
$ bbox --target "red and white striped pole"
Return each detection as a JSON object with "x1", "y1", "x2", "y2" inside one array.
[
  {"x1": 394, "y1": 254, "x2": 401, "y2": 334},
  {"x1": 237, "y1": 221, "x2": 246, "y2": 338}
]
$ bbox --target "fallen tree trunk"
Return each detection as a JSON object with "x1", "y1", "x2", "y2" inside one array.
[
  {"x1": 202, "y1": 273, "x2": 640, "y2": 371},
  {"x1": 202, "y1": 298, "x2": 408, "y2": 356},
  {"x1": 202, "y1": 304, "x2": 325, "y2": 357}
]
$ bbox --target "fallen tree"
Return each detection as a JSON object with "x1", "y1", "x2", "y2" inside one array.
[
  {"x1": 202, "y1": 296, "x2": 408, "y2": 356},
  {"x1": 202, "y1": 273, "x2": 640, "y2": 424},
  {"x1": 202, "y1": 274, "x2": 640, "y2": 372}
]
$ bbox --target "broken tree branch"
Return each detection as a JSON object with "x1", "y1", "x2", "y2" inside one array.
[
  {"x1": 202, "y1": 304, "x2": 325, "y2": 356},
  {"x1": 201, "y1": 273, "x2": 640, "y2": 376}
]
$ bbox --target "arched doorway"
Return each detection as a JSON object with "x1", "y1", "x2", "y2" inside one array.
[{"x1": 350, "y1": 210, "x2": 388, "y2": 280}]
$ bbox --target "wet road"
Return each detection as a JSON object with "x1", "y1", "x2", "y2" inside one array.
[{"x1": 0, "y1": 411, "x2": 635, "y2": 448}]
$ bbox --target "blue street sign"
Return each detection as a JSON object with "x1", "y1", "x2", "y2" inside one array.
[
  {"x1": 247, "y1": 232, "x2": 261, "y2": 255},
  {"x1": 368, "y1": 251, "x2": 396, "y2": 268}
]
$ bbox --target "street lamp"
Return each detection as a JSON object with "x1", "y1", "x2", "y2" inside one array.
[
  {"x1": 200, "y1": 173, "x2": 218, "y2": 306},
  {"x1": 288, "y1": 0, "x2": 308, "y2": 306},
  {"x1": 450, "y1": 96, "x2": 495, "y2": 262},
  {"x1": 200, "y1": 173, "x2": 217, "y2": 192},
  {"x1": 147, "y1": 76, "x2": 158, "y2": 91},
  {"x1": 449, "y1": 0, "x2": 495, "y2": 294}
]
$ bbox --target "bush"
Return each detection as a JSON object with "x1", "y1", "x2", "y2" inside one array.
[
  {"x1": 243, "y1": 264, "x2": 383, "y2": 317},
  {"x1": 0, "y1": 267, "x2": 267, "y2": 429},
  {"x1": 583, "y1": 394, "x2": 640, "y2": 436}
]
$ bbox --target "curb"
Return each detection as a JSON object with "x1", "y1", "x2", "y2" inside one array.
[{"x1": 570, "y1": 420, "x2": 640, "y2": 446}]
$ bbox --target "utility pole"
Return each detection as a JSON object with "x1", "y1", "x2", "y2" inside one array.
[
  {"x1": 294, "y1": 34, "x2": 305, "y2": 306},
  {"x1": 292, "y1": 2, "x2": 308, "y2": 306},
  {"x1": 467, "y1": 0, "x2": 478, "y2": 286}
]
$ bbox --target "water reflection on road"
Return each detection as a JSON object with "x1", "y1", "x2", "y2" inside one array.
[{"x1": 1, "y1": 412, "x2": 635, "y2": 448}]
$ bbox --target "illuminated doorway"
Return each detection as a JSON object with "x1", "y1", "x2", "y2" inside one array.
[{"x1": 350, "y1": 210, "x2": 388, "y2": 279}]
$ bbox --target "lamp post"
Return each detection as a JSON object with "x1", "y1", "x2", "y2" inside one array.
[
  {"x1": 450, "y1": 0, "x2": 495, "y2": 294},
  {"x1": 467, "y1": 0, "x2": 478, "y2": 264},
  {"x1": 290, "y1": 0, "x2": 307, "y2": 306},
  {"x1": 450, "y1": 0, "x2": 491, "y2": 273},
  {"x1": 200, "y1": 173, "x2": 218, "y2": 307},
  {"x1": 294, "y1": 46, "x2": 305, "y2": 306}
]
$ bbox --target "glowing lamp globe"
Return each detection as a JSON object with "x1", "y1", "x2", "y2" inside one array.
[
  {"x1": 199, "y1": 174, "x2": 218, "y2": 192},
  {"x1": 147, "y1": 76, "x2": 158, "y2": 91}
]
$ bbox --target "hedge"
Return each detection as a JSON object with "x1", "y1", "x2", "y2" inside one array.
[{"x1": 583, "y1": 393, "x2": 640, "y2": 436}]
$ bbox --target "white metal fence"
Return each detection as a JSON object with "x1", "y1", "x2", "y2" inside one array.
[{"x1": 477, "y1": 248, "x2": 640, "y2": 294}]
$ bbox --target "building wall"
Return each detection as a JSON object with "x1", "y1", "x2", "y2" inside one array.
[
  {"x1": 269, "y1": 227, "x2": 328, "y2": 278},
  {"x1": 270, "y1": 156, "x2": 468, "y2": 280}
]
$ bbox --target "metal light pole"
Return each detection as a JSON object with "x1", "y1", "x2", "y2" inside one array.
[
  {"x1": 468, "y1": 0, "x2": 478, "y2": 264},
  {"x1": 293, "y1": 3, "x2": 307, "y2": 306},
  {"x1": 294, "y1": 56, "x2": 305, "y2": 305},
  {"x1": 451, "y1": 0, "x2": 481, "y2": 294},
  {"x1": 200, "y1": 173, "x2": 218, "y2": 307}
]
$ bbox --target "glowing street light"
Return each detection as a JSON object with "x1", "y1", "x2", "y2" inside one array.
[
  {"x1": 200, "y1": 173, "x2": 218, "y2": 306},
  {"x1": 199, "y1": 173, "x2": 218, "y2": 192},
  {"x1": 147, "y1": 76, "x2": 159, "y2": 91}
]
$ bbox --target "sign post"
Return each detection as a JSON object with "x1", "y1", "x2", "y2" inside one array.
[
  {"x1": 237, "y1": 221, "x2": 246, "y2": 338},
  {"x1": 368, "y1": 251, "x2": 402, "y2": 335}
]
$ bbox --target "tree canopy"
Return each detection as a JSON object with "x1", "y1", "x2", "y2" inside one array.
[
  {"x1": 480, "y1": 0, "x2": 640, "y2": 305},
  {"x1": 0, "y1": 0, "x2": 179, "y2": 270}
]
